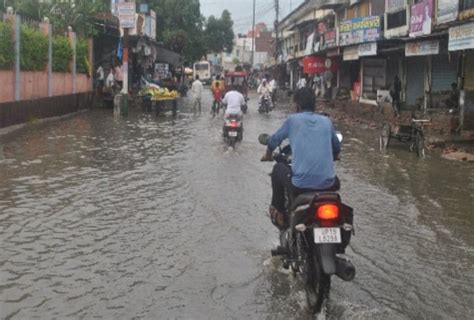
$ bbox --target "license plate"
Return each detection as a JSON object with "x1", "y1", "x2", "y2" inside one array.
[
  {"x1": 229, "y1": 131, "x2": 238, "y2": 137},
  {"x1": 314, "y1": 228, "x2": 341, "y2": 244}
]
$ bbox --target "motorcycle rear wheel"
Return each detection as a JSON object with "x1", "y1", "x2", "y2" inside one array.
[{"x1": 304, "y1": 248, "x2": 331, "y2": 314}]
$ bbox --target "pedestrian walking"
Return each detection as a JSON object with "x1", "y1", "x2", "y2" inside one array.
[
  {"x1": 390, "y1": 75, "x2": 402, "y2": 118},
  {"x1": 96, "y1": 64, "x2": 105, "y2": 96},
  {"x1": 114, "y1": 62, "x2": 124, "y2": 90},
  {"x1": 297, "y1": 76, "x2": 307, "y2": 89},
  {"x1": 191, "y1": 75, "x2": 203, "y2": 113},
  {"x1": 106, "y1": 69, "x2": 115, "y2": 89}
]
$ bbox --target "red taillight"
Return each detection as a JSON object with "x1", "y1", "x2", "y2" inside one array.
[
  {"x1": 230, "y1": 120, "x2": 238, "y2": 128},
  {"x1": 316, "y1": 204, "x2": 339, "y2": 220}
]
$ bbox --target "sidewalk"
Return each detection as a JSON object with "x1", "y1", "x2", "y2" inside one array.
[
  {"x1": 275, "y1": 90, "x2": 474, "y2": 161},
  {"x1": 318, "y1": 98, "x2": 474, "y2": 161}
]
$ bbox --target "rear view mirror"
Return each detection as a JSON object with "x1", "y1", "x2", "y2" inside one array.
[
  {"x1": 336, "y1": 131, "x2": 343, "y2": 143},
  {"x1": 258, "y1": 134, "x2": 270, "y2": 146}
]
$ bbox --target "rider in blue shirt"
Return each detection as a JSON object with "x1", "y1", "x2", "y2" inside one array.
[{"x1": 261, "y1": 87, "x2": 340, "y2": 228}]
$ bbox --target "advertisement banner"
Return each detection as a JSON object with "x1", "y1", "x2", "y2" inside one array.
[
  {"x1": 150, "y1": 10, "x2": 156, "y2": 40},
  {"x1": 303, "y1": 56, "x2": 338, "y2": 74},
  {"x1": 339, "y1": 16, "x2": 382, "y2": 46},
  {"x1": 117, "y1": 1, "x2": 136, "y2": 29},
  {"x1": 385, "y1": 0, "x2": 406, "y2": 13},
  {"x1": 409, "y1": 0, "x2": 433, "y2": 37},
  {"x1": 449, "y1": 22, "x2": 474, "y2": 51},
  {"x1": 322, "y1": 29, "x2": 337, "y2": 50},
  {"x1": 437, "y1": 0, "x2": 458, "y2": 24},
  {"x1": 305, "y1": 33, "x2": 315, "y2": 56},
  {"x1": 405, "y1": 40, "x2": 439, "y2": 56}
]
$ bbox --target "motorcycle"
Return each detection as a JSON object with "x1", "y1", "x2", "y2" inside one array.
[
  {"x1": 258, "y1": 133, "x2": 355, "y2": 314},
  {"x1": 258, "y1": 96, "x2": 272, "y2": 113},
  {"x1": 223, "y1": 114, "x2": 243, "y2": 147}
]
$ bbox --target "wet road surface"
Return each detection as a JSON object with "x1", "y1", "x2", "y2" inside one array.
[{"x1": 0, "y1": 90, "x2": 473, "y2": 319}]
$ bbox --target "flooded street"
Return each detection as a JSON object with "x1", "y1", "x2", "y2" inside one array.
[{"x1": 1, "y1": 91, "x2": 473, "y2": 320}]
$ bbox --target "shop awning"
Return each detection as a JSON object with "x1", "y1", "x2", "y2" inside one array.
[{"x1": 156, "y1": 47, "x2": 181, "y2": 66}]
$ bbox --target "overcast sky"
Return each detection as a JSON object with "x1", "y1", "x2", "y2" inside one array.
[{"x1": 200, "y1": 0, "x2": 305, "y2": 34}]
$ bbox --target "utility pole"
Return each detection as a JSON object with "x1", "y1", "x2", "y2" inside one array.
[
  {"x1": 251, "y1": 0, "x2": 256, "y2": 68},
  {"x1": 274, "y1": 0, "x2": 279, "y2": 58},
  {"x1": 274, "y1": 0, "x2": 279, "y2": 82}
]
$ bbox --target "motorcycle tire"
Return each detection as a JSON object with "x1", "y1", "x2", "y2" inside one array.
[{"x1": 304, "y1": 247, "x2": 331, "y2": 314}]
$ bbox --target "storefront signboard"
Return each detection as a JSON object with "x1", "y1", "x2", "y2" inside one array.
[
  {"x1": 303, "y1": 56, "x2": 338, "y2": 74},
  {"x1": 339, "y1": 16, "x2": 382, "y2": 46},
  {"x1": 449, "y1": 22, "x2": 474, "y2": 51},
  {"x1": 437, "y1": 0, "x2": 458, "y2": 24},
  {"x1": 405, "y1": 40, "x2": 439, "y2": 56},
  {"x1": 409, "y1": 0, "x2": 433, "y2": 37},
  {"x1": 343, "y1": 46, "x2": 359, "y2": 61},
  {"x1": 358, "y1": 42, "x2": 377, "y2": 57}
]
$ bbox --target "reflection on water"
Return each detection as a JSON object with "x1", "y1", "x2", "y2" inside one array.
[{"x1": 0, "y1": 94, "x2": 473, "y2": 319}]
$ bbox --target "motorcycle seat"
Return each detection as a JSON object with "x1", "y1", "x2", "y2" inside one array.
[
  {"x1": 291, "y1": 191, "x2": 340, "y2": 211},
  {"x1": 291, "y1": 192, "x2": 318, "y2": 211}
]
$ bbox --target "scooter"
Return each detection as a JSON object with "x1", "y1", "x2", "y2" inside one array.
[
  {"x1": 223, "y1": 114, "x2": 243, "y2": 147},
  {"x1": 258, "y1": 96, "x2": 272, "y2": 113}
]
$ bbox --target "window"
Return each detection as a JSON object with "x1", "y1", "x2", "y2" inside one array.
[
  {"x1": 387, "y1": 9, "x2": 407, "y2": 29},
  {"x1": 371, "y1": 0, "x2": 385, "y2": 16},
  {"x1": 195, "y1": 63, "x2": 209, "y2": 71},
  {"x1": 461, "y1": 0, "x2": 474, "y2": 10}
]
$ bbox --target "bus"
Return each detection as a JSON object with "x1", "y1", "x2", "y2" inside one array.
[{"x1": 193, "y1": 61, "x2": 211, "y2": 84}]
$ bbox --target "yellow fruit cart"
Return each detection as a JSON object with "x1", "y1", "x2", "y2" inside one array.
[
  {"x1": 151, "y1": 96, "x2": 178, "y2": 117},
  {"x1": 139, "y1": 87, "x2": 180, "y2": 117}
]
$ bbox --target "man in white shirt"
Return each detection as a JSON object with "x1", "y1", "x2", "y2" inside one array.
[
  {"x1": 297, "y1": 76, "x2": 307, "y2": 89},
  {"x1": 191, "y1": 75, "x2": 203, "y2": 113},
  {"x1": 96, "y1": 64, "x2": 104, "y2": 95},
  {"x1": 222, "y1": 86, "x2": 245, "y2": 119},
  {"x1": 106, "y1": 69, "x2": 115, "y2": 89}
]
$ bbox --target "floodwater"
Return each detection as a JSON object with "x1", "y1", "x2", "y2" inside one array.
[{"x1": 0, "y1": 91, "x2": 473, "y2": 320}]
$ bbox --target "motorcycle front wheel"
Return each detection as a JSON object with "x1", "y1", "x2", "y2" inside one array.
[{"x1": 303, "y1": 247, "x2": 331, "y2": 314}]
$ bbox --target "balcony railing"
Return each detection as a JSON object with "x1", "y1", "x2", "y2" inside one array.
[{"x1": 315, "y1": 0, "x2": 350, "y2": 9}]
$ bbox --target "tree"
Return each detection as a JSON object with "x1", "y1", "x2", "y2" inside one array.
[
  {"x1": 136, "y1": 0, "x2": 206, "y2": 63},
  {"x1": 4, "y1": 0, "x2": 109, "y2": 37},
  {"x1": 203, "y1": 10, "x2": 234, "y2": 54}
]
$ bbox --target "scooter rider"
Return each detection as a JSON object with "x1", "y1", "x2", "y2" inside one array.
[
  {"x1": 261, "y1": 87, "x2": 341, "y2": 228},
  {"x1": 222, "y1": 85, "x2": 245, "y2": 119},
  {"x1": 257, "y1": 79, "x2": 273, "y2": 109}
]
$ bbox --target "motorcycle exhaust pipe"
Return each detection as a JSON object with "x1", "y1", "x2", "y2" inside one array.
[
  {"x1": 335, "y1": 257, "x2": 356, "y2": 281},
  {"x1": 271, "y1": 246, "x2": 288, "y2": 257}
]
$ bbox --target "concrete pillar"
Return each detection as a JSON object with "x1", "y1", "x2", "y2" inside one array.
[
  {"x1": 14, "y1": 15, "x2": 21, "y2": 101},
  {"x1": 40, "y1": 22, "x2": 52, "y2": 97},
  {"x1": 88, "y1": 37, "x2": 93, "y2": 91},
  {"x1": 69, "y1": 32, "x2": 76, "y2": 94}
]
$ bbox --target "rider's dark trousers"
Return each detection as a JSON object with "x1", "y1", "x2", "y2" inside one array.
[{"x1": 270, "y1": 162, "x2": 340, "y2": 213}]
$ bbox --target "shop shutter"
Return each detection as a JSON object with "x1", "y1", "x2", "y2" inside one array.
[
  {"x1": 432, "y1": 54, "x2": 458, "y2": 92},
  {"x1": 406, "y1": 57, "x2": 425, "y2": 106},
  {"x1": 464, "y1": 54, "x2": 474, "y2": 130}
]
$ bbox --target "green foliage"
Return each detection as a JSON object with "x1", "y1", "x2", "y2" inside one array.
[
  {"x1": 20, "y1": 26, "x2": 48, "y2": 71},
  {"x1": 5, "y1": 0, "x2": 108, "y2": 37},
  {"x1": 0, "y1": 21, "x2": 15, "y2": 69},
  {"x1": 204, "y1": 10, "x2": 235, "y2": 54},
  {"x1": 75, "y1": 38, "x2": 89, "y2": 74},
  {"x1": 136, "y1": 0, "x2": 207, "y2": 63},
  {"x1": 52, "y1": 36, "x2": 72, "y2": 72}
]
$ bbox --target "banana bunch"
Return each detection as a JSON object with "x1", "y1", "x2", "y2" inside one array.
[{"x1": 139, "y1": 87, "x2": 178, "y2": 100}]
